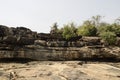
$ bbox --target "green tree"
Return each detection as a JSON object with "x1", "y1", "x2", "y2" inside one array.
[
  {"x1": 77, "y1": 20, "x2": 97, "y2": 36},
  {"x1": 97, "y1": 23, "x2": 120, "y2": 37},
  {"x1": 62, "y1": 23, "x2": 77, "y2": 40},
  {"x1": 97, "y1": 22, "x2": 110, "y2": 35},
  {"x1": 111, "y1": 23, "x2": 120, "y2": 37},
  {"x1": 100, "y1": 31, "x2": 117, "y2": 45}
]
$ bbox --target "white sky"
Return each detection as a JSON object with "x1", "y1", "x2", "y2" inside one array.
[{"x1": 0, "y1": 0, "x2": 120, "y2": 33}]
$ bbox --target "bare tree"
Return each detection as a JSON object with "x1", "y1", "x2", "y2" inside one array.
[
  {"x1": 91, "y1": 15, "x2": 102, "y2": 27},
  {"x1": 115, "y1": 17, "x2": 120, "y2": 25},
  {"x1": 50, "y1": 22, "x2": 58, "y2": 34}
]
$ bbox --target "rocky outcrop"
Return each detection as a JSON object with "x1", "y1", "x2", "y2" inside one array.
[
  {"x1": 0, "y1": 25, "x2": 37, "y2": 45},
  {"x1": 0, "y1": 25, "x2": 120, "y2": 61}
]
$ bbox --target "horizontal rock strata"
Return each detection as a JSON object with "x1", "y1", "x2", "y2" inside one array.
[{"x1": 0, "y1": 25, "x2": 120, "y2": 61}]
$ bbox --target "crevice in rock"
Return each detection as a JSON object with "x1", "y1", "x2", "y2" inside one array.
[{"x1": 0, "y1": 58, "x2": 36, "y2": 63}]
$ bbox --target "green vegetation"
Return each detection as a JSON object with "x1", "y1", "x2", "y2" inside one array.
[
  {"x1": 100, "y1": 31, "x2": 117, "y2": 45},
  {"x1": 77, "y1": 20, "x2": 97, "y2": 36},
  {"x1": 50, "y1": 15, "x2": 120, "y2": 45},
  {"x1": 62, "y1": 23, "x2": 77, "y2": 40}
]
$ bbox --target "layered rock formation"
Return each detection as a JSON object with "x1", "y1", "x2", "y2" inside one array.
[{"x1": 0, "y1": 25, "x2": 120, "y2": 61}]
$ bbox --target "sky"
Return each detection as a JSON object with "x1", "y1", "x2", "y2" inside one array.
[{"x1": 0, "y1": 0, "x2": 120, "y2": 33}]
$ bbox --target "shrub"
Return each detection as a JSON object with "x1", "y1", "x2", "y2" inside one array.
[
  {"x1": 77, "y1": 25, "x2": 97, "y2": 36},
  {"x1": 111, "y1": 24, "x2": 120, "y2": 37},
  {"x1": 97, "y1": 23, "x2": 120, "y2": 37},
  {"x1": 62, "y1": 23, "x2": 77, "y2": 40},
  {"x1": 100, "y1": 31, "x2": 117, "y2": 45}
]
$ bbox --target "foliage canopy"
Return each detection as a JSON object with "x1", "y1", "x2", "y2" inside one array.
[
  {"x1": 50, "y1": 15, "x2": 120, "y2": 45},
  {"x1": 100, "y1": 31, "x2": 117, "y2": 45},
  {"x1": 62, "y1": 23, "x2": 77, "y2": 40}
]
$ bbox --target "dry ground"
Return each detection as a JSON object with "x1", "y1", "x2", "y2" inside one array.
[{"x1": 0, "y1": 61, "x2": 120, "y2": 80}]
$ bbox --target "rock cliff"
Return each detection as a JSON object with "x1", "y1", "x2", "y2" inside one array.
[{"x1": 0, "y1": 25, "x2": 120, "y2": 61}]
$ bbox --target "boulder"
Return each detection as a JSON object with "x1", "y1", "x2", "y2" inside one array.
[
  {"x1": 46, "y1": 41, "x2": 68, "y2": 47},
  {"x1": 0, "y1": 26, "x2": 37, "y2": 46},
  {"x1": 0, "y1": 25, "x2": 13, "y2": 37},
  {"x1": 17, "y1": 37, "x2": 35, "y2": 45},
  {"x1": 35, "y1": 40, "x2": 47, "y2": 46},
  {"x1": 2, "y1": 36, "x2": 17, "y2": 44},
  {"x1": 82, "y1": 37, "x2": 101, "y2": 46}
]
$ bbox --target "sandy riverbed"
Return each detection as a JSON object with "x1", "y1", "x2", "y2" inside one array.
[{"x1": 0, "y1": 61, "x2": 120, "y2": 80}]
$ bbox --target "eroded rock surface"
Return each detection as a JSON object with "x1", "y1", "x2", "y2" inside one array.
[
  {"x1": 0, "y1": 61, "x2": 120, "y2": 80},
  {"x1": 0, "y1": 25, "x2": 120, "y2": 61}
]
